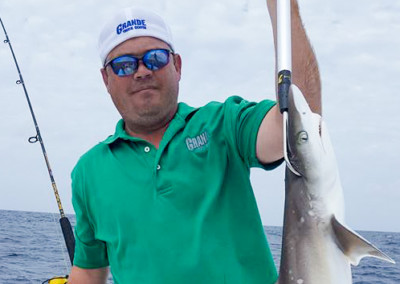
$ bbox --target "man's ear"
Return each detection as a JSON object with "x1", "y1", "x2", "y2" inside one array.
[
  {"x1": 100, "y1": 67, "x2": 110, "y2": 91},
  {"x1": 173, "y1": 53, "x2": 182, "y2": 80}
]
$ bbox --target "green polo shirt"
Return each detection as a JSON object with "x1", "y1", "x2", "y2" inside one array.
[{"x1": 72, "y1": 96, "x2": 281, "y2": 284}]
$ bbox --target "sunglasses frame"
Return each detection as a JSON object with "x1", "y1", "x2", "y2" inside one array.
[{"x1": 104, "y1": 48, "x2": 174, "y2": 77}]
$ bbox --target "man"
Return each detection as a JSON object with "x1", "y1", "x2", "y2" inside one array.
[{"x1": 68, "y1": 0, "x2": 320, "y2": 283}]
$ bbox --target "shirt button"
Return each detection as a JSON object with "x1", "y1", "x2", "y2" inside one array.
[
  {"x1": 144, "y1": 146, "x2": 150, "y2": 153},
  {"x1": 156, "y1": 164, "x2": 161, "y2": 170}
]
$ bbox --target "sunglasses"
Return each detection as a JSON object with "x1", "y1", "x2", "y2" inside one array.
[{"x1": 104, "y1": 49, "x2": 173, "y2": 77}]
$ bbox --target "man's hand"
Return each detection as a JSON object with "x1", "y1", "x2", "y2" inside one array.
[
  {"x1": 256, "y1": 0, "x2": 321, "y2": 164},
  {"x1": 267, "y1": 0, "x2": 321, "y2": 114},
  {"x1": 67, "y1": 266, "x2": 109, "y2": 284}
]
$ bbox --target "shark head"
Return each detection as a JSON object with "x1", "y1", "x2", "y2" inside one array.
[{"x1": 287, "y1": 85, "x2": 337, "y2": 183}]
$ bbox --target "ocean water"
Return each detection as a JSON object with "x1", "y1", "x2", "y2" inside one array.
[{"x1": 0, "y1": 210, "x2": 399, "y2": 283}]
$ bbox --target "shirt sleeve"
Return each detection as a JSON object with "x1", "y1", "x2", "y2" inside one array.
[
  {"x1": 223, "y1": 96, "x2": 283, "y2": 170},
  {"x1": 71, "y1": 162, "x2": 109, "y2": 268}
]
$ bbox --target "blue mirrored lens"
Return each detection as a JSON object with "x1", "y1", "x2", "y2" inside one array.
[
  {"x1": 110, "y1": 56, "x2": 138, "y2": 76},
  {"x1": 143, "y1": 49, "x2": 170, "y2": 71}
]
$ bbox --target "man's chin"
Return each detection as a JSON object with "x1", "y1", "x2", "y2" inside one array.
[{"x1": 128, "y1": 105, "x2": 176, "y2": 128}]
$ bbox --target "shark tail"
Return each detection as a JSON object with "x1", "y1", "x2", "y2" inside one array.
[{"x1": 331, "y1": 216, "x2": 396, "y2": 265}]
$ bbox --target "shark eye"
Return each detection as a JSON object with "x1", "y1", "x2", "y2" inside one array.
[{"x1": 297, "y1": 131, "x2": 308, "y2": 144}]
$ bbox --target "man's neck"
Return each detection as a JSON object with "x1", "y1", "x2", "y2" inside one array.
[{"x1": 125, "y1": 123, "x2": 169, "y2": 149}]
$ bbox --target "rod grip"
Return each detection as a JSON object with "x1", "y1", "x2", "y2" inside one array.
[
  {"x1": 278, "y1": 70, "x2": 291, "y2": 113},
  {"x1": 60, "y1": 217, "x2": 75, "y2": 265}
]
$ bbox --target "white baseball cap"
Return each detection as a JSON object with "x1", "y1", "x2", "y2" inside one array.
[{"x1": 98, "y1": 7, "x2": 175, "y2": 65}]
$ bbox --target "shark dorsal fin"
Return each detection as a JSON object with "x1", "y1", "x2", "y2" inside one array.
[{"x1": 331, "y1": 216, "x2": 395, "y2": 265}]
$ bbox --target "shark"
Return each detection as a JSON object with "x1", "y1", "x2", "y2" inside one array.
[{"x1": 276, "y1": 85, "x2": 395, "y2": 284}]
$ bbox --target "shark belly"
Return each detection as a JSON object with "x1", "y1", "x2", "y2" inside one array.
[{"x1": 278, "y1": 169, "x2": 352, "y2": 284}]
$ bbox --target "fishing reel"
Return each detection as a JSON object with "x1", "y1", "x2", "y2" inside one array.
[{"x1": 42, "y1": 275, "x2": 69, "y2": 284}]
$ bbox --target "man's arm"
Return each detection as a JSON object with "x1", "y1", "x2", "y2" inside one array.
[
  {"x1": 67, "y1": 266, "x2": 109, "y2": 284},
  {"x1": 257, "y1": 0, "x2": 321, "y2": 164}
]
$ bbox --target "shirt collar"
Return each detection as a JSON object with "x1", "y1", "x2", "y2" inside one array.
[{"x1": 101, "y1": 102, "x2": 196, "y2": 145}]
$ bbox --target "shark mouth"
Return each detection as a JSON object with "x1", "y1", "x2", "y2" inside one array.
[
  {"x1": 284, "y1": 114, "x2": 324, "y2": 177},
  {"x1": 284, "y1": 113, "x2": 302, "y2": 177}
]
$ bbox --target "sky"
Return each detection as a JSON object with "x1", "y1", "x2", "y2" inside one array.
[{"x1": 0, "y1": 0, "x2": 399, "y2": 233}]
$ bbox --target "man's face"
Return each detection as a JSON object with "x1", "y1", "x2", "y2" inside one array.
[{"x1": 101, "y1": 37, "x2": 182, "y2": 133}]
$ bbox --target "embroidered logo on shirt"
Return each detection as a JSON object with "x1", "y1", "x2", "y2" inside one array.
[{"x1": 185, "y1": 131, "x2": 209, "y2": 151}]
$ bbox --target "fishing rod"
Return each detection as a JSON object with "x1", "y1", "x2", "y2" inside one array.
[
  {"x1": 0, "y1": 17, "x2": 75, "y2": 264},
  {"x1": 277, "y1": 0, "x2": 300, "y2": 176}
]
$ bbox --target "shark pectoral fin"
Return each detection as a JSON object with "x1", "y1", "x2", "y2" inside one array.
[{"x1": 331, "y1": 215, "x2": 396, "y2": 266}]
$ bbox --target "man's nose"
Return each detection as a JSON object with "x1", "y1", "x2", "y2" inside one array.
[{"x1": 133, "y1": 60, "x2": 152, "y2": 79}]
